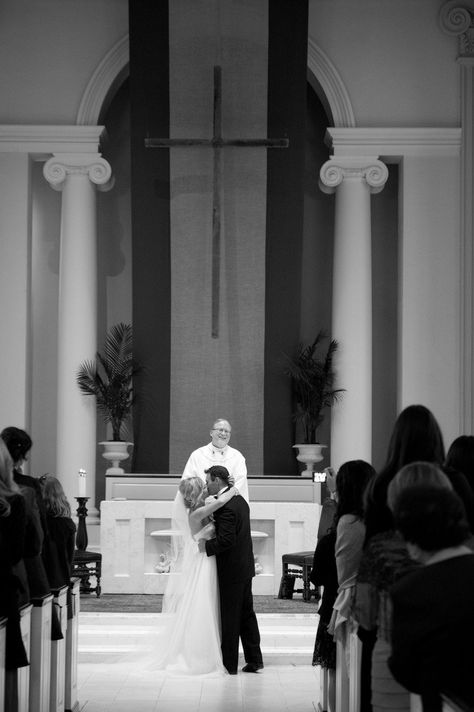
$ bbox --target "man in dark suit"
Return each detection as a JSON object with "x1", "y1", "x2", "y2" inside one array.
[{"x1": 198, "y1": 464, "x2": 263, "y2": 675}]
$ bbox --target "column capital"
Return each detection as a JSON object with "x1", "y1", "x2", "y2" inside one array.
[
  {"x1": 319, "y1": 157, "x2": 388, "y2": 195},
  {"x1": 43, "y1": 153, "x2": 113, "y2": 192},
  {"x1": 439, "y1": 1, "x2": 474, "y2": 57}
]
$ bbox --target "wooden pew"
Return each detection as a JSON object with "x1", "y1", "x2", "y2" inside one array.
[
  {"x1": 65, "y1": 579, "x2": 80, "y2": 712},
  {"x1": 5, "y1": 603, "x2": 33, "y2": 712},
  {"x1": 0, "y1": 617, "x2": 6, "y2": 712},
  {"x1": 29, "y1": 593, "x2": 53, "y2": 712},
  {"x1": 335, "y1": 630, "x2": 361, "y2": 712},
  {"x1": 50, "y1": 586, "x2": 68, "y2": 712}
]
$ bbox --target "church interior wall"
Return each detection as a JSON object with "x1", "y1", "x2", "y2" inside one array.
[
  {"x1": 308, "y1": 0, "x2": 458, "y2": 128},
  {"x1": 0, "y1": 0, "x2": 128, "y2": 124},
  {"x1": 0, "y1": 153, "x2": 32, "y2": 431},
  {"x1": 29, "y1": 160, "x2": 60, "y2": 478},
  {"x1": 398, "y1": 150, "x2": 462, "y2": 449},
  {"x1": 371, "y1": 165, "x2": 399, "y2": 471},
  {"x1": 0, "y1": 0, "x2": 468, "y2": 494}
]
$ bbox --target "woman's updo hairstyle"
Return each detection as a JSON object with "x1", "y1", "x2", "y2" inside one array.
[
  {"x1": 1, "y1": 426, "x2": 33, "y2": 464},
  {"x1": 179, "y1": 477, "x2": 204, "y2": 510}
]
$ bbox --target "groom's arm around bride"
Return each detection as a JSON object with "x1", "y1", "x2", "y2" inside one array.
[{"x1": 199, "y1": 465, "x2": 264, "y2": 675}]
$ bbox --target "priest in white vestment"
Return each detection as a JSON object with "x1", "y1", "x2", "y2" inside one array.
[{"x1": 181, "y1": 419, "x2": 249, "y2": 502}]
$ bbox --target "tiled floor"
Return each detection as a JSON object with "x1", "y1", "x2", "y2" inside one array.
[{"x1": 78, "y1": 612, "x2": 322, "y2": 711}]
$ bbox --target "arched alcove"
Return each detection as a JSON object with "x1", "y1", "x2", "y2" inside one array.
[{"x1": 77, "y1": 35, "x2": 355, "y2": 130}]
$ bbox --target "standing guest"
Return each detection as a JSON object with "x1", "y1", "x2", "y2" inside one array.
[
  {"x1": 363, "y1": 405, "x2": 445, "y2": 543},
  {"x1": 389, "y1": 486, "x2": 474, "y2": 712},
  {"x1": 0, "y1": 437, "x2": 29, "y2": 677},
  {"x1": 311, "y1": 528, "x2": 337, "y2": 712},
  {"x1": 444, "y1": 436, "x2": 474, "y2": 532},
  {"x1": 358, "y1": 404, "x2": 445, "y2": 711},
  {"x1": 355, "y1": 462, "x2": 452, "y2": 712},
  {"x1": 445, "y1": 435, "x2": 474, "y2": 495},
  {"x1": 182, "y1": 419, "x2": 249, "y2": 502},
  {"x1": 39, "y1": 475, "x2": 76, "y2": 591},
  {"x1": 328, "y1": 461, "x2": 375, "y2": 658}
]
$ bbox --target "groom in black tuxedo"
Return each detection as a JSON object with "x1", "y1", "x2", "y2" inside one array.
[{"x1": 198, "y1": 465, "x2": 263, "y2": 675}]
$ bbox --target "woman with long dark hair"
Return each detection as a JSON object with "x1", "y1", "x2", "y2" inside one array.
[
  {"x1": 364, "y1": 405, "x2": 445, "y2": 543},
  {"x1": 327, "y1": 461, "x2": 375, "y2": 660}
]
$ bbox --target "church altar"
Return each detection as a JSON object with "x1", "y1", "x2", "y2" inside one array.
[{"x1": 101, "y1": 475, "x2": 323, "y2": 596}]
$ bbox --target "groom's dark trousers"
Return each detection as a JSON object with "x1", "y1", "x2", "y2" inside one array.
[{"x1": 205, "y1": 494, "x2": 263, "y2": 674}]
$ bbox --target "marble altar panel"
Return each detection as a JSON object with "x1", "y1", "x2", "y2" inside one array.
[{"x1": 101, "y1": 495, "x2": 321, "y2": 596}]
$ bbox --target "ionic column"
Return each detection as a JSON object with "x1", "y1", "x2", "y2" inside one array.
[
  {"x1": 43, "y1": 154, "x2": 113, "y2": 511},
  {"x1": 320, "y1": 158, "x2": 388, "y2": 469}
]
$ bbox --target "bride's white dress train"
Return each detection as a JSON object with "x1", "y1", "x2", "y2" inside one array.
[{"x1": 155, "y1": 518, "x2": 227, "y2": 676}]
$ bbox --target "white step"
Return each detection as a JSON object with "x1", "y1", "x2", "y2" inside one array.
[{"x1": 78, "y1": 612, "x2": 319, "y2": 665}]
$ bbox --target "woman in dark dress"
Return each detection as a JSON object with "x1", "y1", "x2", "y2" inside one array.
[{"x1": 311, "y1": 528, "x2": 338, "y2": 711}]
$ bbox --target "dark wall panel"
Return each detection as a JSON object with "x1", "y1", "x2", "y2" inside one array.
[
  {"x1": 264, "y1": 0, "x2": 309, "y2": 475},
  {"x1": 129, "y1": 0, "x2": 171, "y2": 472}
]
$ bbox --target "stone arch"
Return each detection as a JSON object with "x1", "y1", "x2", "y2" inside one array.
[
  {"x1": 307, "y1": 37, "x2": 355, "y2": 128},
  {"x1": 77, "y1": 34, "x2": 355, "y2": 129},
  {"x1": 76, "y1": 34, "x2": 129, "y2": 125}
]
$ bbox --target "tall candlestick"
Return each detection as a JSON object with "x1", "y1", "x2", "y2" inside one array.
[{"x1": 78, "y1": 468, "x2": 87, "y2": 497}]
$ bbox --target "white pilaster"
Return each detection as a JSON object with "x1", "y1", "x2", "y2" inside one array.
[
  {"x1": 43, "y1": 153, "x2": 112, "y2": 511},
  {"x1": 440, "y1": 0, "x2": 474, "y2": 433},
  {"x1": 320, "y1": 157, "x2": 388, "y2": 469}
]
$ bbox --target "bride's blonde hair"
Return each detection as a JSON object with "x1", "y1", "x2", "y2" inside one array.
[{"x1": 179, "y1": 477, "x2": 205, "y2": 510}]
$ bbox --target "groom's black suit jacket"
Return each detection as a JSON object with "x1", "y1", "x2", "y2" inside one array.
[{"x1": 205, "y1": 494, "x2": 255, "y2": 583}]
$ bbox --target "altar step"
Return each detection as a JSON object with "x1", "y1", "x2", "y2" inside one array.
[{"x1": 78, "y1": 612, "x2": 318, "y2": 666}]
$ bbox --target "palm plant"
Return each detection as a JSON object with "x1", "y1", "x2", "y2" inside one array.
[
  {"x1": 283, "y1": 331, "x2": 344, "y2": 444},
  {"x1": 76, "y1": 322, "x2": 138, "y2": 441}
]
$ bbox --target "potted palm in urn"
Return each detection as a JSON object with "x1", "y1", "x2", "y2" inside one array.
[
  {"x1": 283, "y1": 331, "x2": 344, "y2": 476},
  {"x1": 76, "y1": 322, "x2": 138, "y2": 474}
]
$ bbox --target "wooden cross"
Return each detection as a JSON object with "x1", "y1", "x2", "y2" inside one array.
[{"x1": 145, "y1": 66, "x2": 289, "y2": 338}]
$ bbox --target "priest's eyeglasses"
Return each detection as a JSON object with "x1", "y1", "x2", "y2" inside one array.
[{"x1": 212, "y1": 428, "x2": 231, "y2": 434}]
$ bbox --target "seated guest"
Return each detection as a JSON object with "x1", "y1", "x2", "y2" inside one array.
[
  {"x1": 39, "y1": 475, "x2": 76, "y2": 592},
  {"x1": 2, "y1": 426, "x2": 62, "y2": 639},
  {"x1": 389, "y1": 486, "x2": 474, "y2": 712},
  {"x1": 0, "y1": 437, "x2": 29, "y2": 673}
]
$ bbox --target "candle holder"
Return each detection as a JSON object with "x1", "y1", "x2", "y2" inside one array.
[{"x1": 75, "y1": 497, "x2": 90, "y2": 551}]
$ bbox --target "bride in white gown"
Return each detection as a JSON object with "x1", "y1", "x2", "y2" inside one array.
[{"x1": 155, "y1": 476, "x2": 237, "y2": 676}]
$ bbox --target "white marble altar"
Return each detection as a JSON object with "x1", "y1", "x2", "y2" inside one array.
[{"x1": 101, "y1": 475, "x2": 323, "y2": 596}]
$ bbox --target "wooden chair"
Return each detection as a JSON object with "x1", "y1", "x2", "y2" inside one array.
[
  {"x1": 72, "y1": 550, "x2": 102, "y2": 597},
  {"x1": 278, "y1": 551, "x2": 316, "y2": 601}
]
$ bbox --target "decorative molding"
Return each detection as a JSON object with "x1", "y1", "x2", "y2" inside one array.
[
  {"x1": 439, "y1": 2, "x2": 474, "y2": 56},
  {"x1": 43, "y1": 155, "x2": 113, "y2": 191},
  {"x1": 319, "y1": 158, "x2": 388, "y2": 194},
  {"x1": 76, "y1": 35, "x2": 129, "y2": 125},
  {"x1": 307, "y1": 38, "x2": 355, "y2": 127},
  {"x1": 0, "y1": 125, "x2": 106, "y2": 154},
  {"x1": 325, "y1": 127, "x2": 462, "y2": 157}
]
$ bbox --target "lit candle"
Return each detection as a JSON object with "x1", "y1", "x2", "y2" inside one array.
[{"x1": 78, "y1": 469, "x2": 87, "y2": 497}]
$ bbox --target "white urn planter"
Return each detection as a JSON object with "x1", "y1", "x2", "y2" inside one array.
[
  {"x1": 100, "y1": 441, "x2": 133, "y2": 474},
  {"x1": 293, "y1": 443, "x2": 326, "y2": 477}
]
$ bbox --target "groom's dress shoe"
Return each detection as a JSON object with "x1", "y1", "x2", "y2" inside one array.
[{"x1": 242, "y1": 662, "x2": 264, "y2": 673}]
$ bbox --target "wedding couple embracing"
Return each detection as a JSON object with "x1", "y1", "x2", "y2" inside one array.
[{"x1": 156, "y1": 465, "x2": 264, "y2": 677}]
